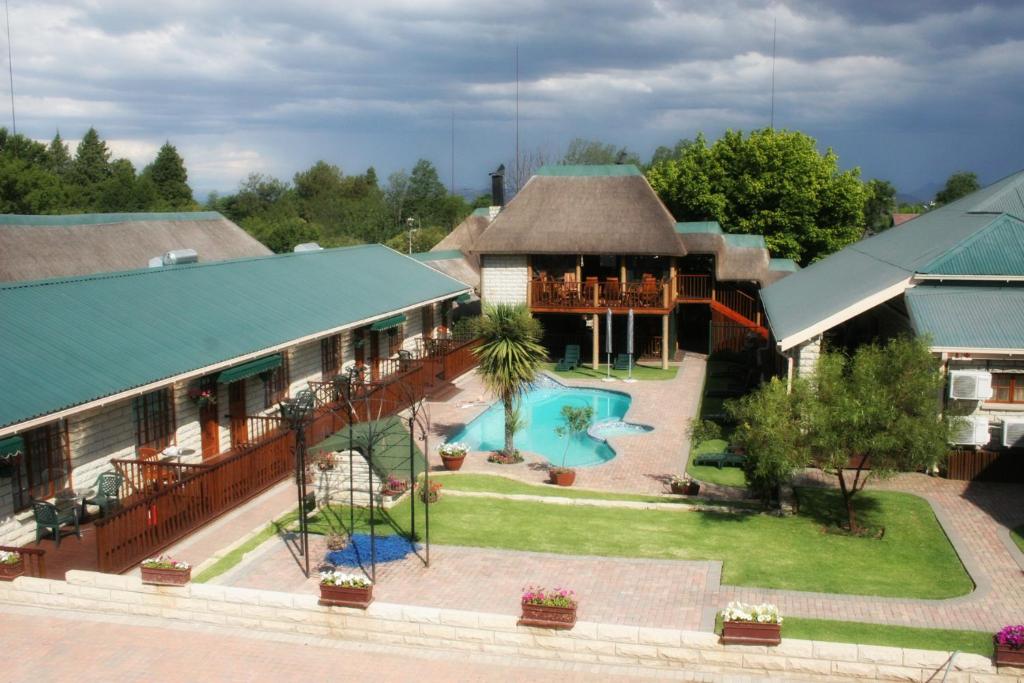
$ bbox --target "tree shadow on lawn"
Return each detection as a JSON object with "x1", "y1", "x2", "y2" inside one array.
[{"x1": 794, "y1": 487, "x2": 884, "y2": 533}]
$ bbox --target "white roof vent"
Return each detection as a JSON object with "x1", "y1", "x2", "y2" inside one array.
[
  {"x1": 293, "y1": 242, "x2": 324, "y2": 253},
  {"x1": 1002, "y1": 419, "x2": 1024, "y2": 448},
  {"x1": 948, "y1": 371, "x2": 993, "y2": 401},
  {"x1": 949, "y1": 416, "x2": 990, "y2": 446},
  {"x1": 162, "y1": 248, "x2": 199, "y2": 266},
  {"x1": 148, "y1": 256, "x2": 164, "y2": 268}
]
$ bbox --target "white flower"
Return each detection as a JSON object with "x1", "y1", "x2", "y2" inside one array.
[{"x1": 720, "y1": 601, "x2": 782, "y2": 625}]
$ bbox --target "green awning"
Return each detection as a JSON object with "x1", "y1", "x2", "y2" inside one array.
[
  {"x1": 217, "y1": 354, "x2": 282, "y2": 384},
  {"x1": 0, "y1": 435, "x2": 24, "y2": 459},
  {"x1": 456, "y1": 293, "x2": 472, "y2": 303},
  {"x1": 370, "y1": 314, "x2": 406, "y2": 332}
]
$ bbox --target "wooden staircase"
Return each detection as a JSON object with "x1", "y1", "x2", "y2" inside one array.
[{"x1": 675, "y1": 274, "x2": 768, "y2": 339}]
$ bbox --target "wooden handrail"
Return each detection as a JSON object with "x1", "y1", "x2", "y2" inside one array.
[{"x1": 1, "y1": 545, "x2": 45, "y2": 577}]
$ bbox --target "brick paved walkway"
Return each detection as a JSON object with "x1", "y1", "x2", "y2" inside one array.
[
  {"x1": 215, "y1": 472, "x2": 1024, "y2": 634},
  {"x1": 0, "y1": 604, "x2": 683, "y2": 683},
  {"x1": 426, "y1": 356, "x2": 706, "y2": 494}
]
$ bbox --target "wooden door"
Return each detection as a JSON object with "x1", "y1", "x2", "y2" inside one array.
[
  {"x1": 199, "y1": 394, "x2": 220, "y2": 460},
  {"x1": 228, "y1": 380, "x2": 247, "y2": 449}
]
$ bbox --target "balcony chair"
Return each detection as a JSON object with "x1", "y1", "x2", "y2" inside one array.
[
  {"x1": 82, "y1": 471, "x2": 124, "y2": 518},
  {"x1": 32, "y1": 499, "x2": 81, "y2": 548},
  {"x1": 555, "y1": 344, "x2": 581, "y2": 372}
]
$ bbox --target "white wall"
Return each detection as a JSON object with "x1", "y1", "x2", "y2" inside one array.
[
  {"x1": 481, "y1": 255, "x2": 528, "y2": 306},
  {"x1": 793, "y1": 336, "x2": 822, "y2": 377}
]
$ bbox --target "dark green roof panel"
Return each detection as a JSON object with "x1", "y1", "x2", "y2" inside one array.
[
  {"x1": 906, "y1": 285, "x2": 1024, "y2": 350},
  {"x1": 535, "y1": 164, "x2": 642, "y2": 177},
  {"x1": 0, "y1": 245, "x2": 469, "y2": 429},
  {"x1": 674, "y1": 221, "x2": 723, "y2": 234},
  {"x1": 369, "y1": 314, "x2": 407, "y2": 331},
  {"x1": 920, "y1": 215, "x2": 1024, "y2": 276},
  {"x1": 217, "y1": 354, "x2": 282, "y2": 384}
]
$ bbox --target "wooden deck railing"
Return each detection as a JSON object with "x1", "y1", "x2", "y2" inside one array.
[
  {"x1": 1, "y1": 545, "x2": 45, "y2": 577},
  {"x1": 530, "y1": 279, "x2": 669, "y2": 312},
  {"x1": 110, "y1": 459, "x2": 211, "y2": 497},
  {"x1": 676, "y1": 273, "x2": 712, "y2": 300}
]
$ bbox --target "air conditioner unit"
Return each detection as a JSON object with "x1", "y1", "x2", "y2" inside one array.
[
  {"x1": 949, "y1": 416, "x2": 990, "y2": 446},
  {"x1": 948, "y1": 371, "x2": 993, "y2": 400},
  {"x1": 1002, "y1": 419, "x2": 1024, "y2": 448}
]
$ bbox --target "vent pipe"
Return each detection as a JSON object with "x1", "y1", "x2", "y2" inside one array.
[
  {"x1": 162, "y1": 248, "x2": 199, "y2": 266},
  {"x1": 490, "y1": 164, "x2": 505, "y2": 208}
]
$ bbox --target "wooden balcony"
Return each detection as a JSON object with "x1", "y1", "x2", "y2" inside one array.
[{"x1": 529, "y1": 278, "x2": 672, "y2": 314}]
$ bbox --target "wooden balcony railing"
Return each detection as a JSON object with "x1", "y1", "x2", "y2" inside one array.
[
  {"x1": 676, "y1": 274, "x2": 712, "y2": 300},
  {"x1": 0, "y1": 545, "x2": 45, "y2": 577},
  {"x1": 530, "y1": 279, "x2": 670, "y2": 312},
  {"x1": 110, "y1": 458, "x2": 211, "y2": 497}
]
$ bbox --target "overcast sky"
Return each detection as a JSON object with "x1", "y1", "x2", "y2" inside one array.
[{"x1": 10, "y1": 0, "x2": 1024, "y2": 200}]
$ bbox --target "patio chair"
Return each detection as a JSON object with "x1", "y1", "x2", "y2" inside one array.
[
  {"x1": 32, "y1": 499, "x2": 81, "y2": 548},
  {"x1": 613, "y1": 353, "x2": 631, "y2": 371},
  {"x1": 83, "y1": 471, "x2": 124, "y2": 518},
  {"x1": 555, "y1": 345, "x2": 581, "y2": 372}
]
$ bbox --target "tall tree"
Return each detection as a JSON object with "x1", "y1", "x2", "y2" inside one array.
[
  {"x1": 144, "y1": 142, "x2": 194, "y2": 209},
  {"x1": 562, "y1": 137, "x2": 640, "y2": 166},
  {"x1": 934, "y1": 171, "x2": 980, "y2": 205},
  {"x1": 647, "y1": 129, "x2": 866, "y2": 264},
  {"x1": 45, "y1": 132, "x2": 72, "y2": 176},
  {"x1": 863, "y1": 178, "x2": 897, "y2": 233},
  {"x1": 474, "y1": 303, "x2": 547, "y2": 457},
  {"x1": 405, "y1": 158, "x2": 451, "y2": 228},
  {"x1": 71, "y1": 127, "x2": 112, "y2": 186}
]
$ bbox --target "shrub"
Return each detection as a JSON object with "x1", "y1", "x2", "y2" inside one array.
[{"x1": 688, "y1": 418, "x2": 722, "y2": 444}]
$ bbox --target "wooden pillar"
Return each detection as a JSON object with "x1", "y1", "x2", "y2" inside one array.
[
  {"x1": 661, "y1": 314, "x2": 670, "y2": 370},
  {"x1": 619, "y1": 256, "x2": 627, "y2": 283},
  {"x1": 592, "y1": 314, "x2": 600, "y2": 370},
  {"x1": 575, "y1": 256, "x2": 582, "y2": 285},
  {"x1": 669, "y1": 258, "x2": 677, "y2": 303}
]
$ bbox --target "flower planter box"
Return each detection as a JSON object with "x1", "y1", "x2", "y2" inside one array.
[
  {"x1": 140, "y1": 566, "x2": 191, "y2": 586},
  {"x1": 441, "y1": 455, "x2": 466, "y2": 471},
  {"x1": 721, "y1": 620, "x2": 781, "y2": 646},
  {"x1": 319, "y1": 583, "x2": 373, "y2": 609},
  {"x1": 0, "y1": 557, "x2": 24, "y2": 581},
  {"x1": 519, "y1": 602, "x2": 577, "y2": 629},
  {"x1": 549, "y1": 470, "x2": 576, "y2": 487},
  {"x1": 995, "y1": 644, "x2": 1024, "y2": 668},
  {"x1": 670, "y1": 481, "x2": 700, "y2": 495}
]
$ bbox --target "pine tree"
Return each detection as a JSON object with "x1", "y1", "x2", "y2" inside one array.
[
  {"x1": 144, "y1": 142, "x2": 194, "y2": 209},
  {"x1": 45, "y1": 132, "x2": 72, "y2": 175}
]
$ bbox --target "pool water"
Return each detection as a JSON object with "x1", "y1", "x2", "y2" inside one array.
[{"x1": 449, "y1": 377, "x2": 648, "y2": 467}]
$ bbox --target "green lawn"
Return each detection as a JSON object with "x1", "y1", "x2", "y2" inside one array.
[
  {"x1": 687, "y1": 438, "x2": 746, "y2": 487},
  {"x1": 1012, "y1": 524, "x2": 1024, "y2": 554},
  {"x1": 435, "y1": 473, "x2": 758, "y2": 508},
  {"x1": 305, "y1": 487, "x2": 972, "y2": 599},
  {"x1": 541, "y1": 362, "x2": 678, "y2": 381}
]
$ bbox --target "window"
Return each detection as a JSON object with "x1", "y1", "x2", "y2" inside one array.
[
  {"x1": 134, "y1": 388, "x2": 175, "y2": 453},
  {"x1": 11, "y1": 421, "x2": 71, "y2": 511},
  {"x1": 263, "y1": 356, "x2": 289, "y2": 409},
  {"x1": 387, "y1": 324, "x2": 404, "y2": 356},
  {"x1": 991, "y1": 374, "x2": 1024, "y2": 403},
  {"x1": 321, "y1": 335, "x2": 342, "y2": 380}
]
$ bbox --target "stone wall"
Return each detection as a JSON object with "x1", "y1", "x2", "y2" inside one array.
[
  {"x1": 794, "y1": 336, "x2": 822, "y2": 378},
  {"x1": 480, "y1": 255, "x2": 528, "y2": 306},
  {"x1": 0, "y1": 571, "x2": 1012, "y2": 682}
]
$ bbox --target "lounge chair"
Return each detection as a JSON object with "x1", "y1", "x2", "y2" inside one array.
[
  {"x1": 83, "y1": 471, "x2": 124, "y2": 518},
  {"x1": 32, "y1": 499, "x2": 81, "y2": 548},
  {"x1": 692, "y1": 452, "x2": 747, "y2": 469},
  {"x1": 613, "y1": 353, "x2": 631, "y2": 371},
  {"x1": 555, "y1": 344, "x2": 581, "y2": 372}
]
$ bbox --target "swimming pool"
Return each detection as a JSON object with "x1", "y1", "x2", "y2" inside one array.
[{"x1": 449, "y1": 376, "x2": 649, "y2": 467}]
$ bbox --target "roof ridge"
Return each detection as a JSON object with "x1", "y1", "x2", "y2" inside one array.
[
  {"x1": 0, "y1": 211, "x2": 227, "y2": 226},
  {"x1": 0, "y1": 243, "x2": 378, "y2": 291}
]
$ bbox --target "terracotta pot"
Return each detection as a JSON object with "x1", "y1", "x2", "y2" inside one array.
[
  {"x1": 140, "y1": 565, "x2": 191, "y2": 586},
  {"x1": 549, "y1": 469, "x2": 576, "y2": 487},
  {"x1": 721, "y1": 620, "x2": 781, "y2": 646},
  {"x1": 0, "y1": 558, "x2": 24, "y2": 581},
  {"x1": 319, "y1": 583, "x2": 373, "y2": 609},
  {"x1": 519, "y1": 602, "x2": 577, "y2": 629},
  {"x1": 687, "y1": 482, "x2": 701, "y2": 496},
  {"x1": 995, "y1": 644, "x2": 1024, "y2": 668},
  {"x1": 441, "y1": 454, "x2": 466, "y2": 471}
]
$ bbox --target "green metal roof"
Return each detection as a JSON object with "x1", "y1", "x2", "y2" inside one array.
[
  {"x1": 369, "y1": 314, "x2": 407, "y2": 331},
  {"x1": 723, "y1": 233, "x2": 766, "y2": 249},
  {"x1": 674, "y1": 221, "x2": 723, "y2": 234},
  {"x1": 920, "y1": 214, "x2": 1024, "y2": 276},
  {"x1": 471, "y1": 207, "x2": 490, "y2": 217},
  {"x1": 535, "y1": 164, "x2": 642, "y2": 177},
  {"x1": 762, "y1": 169, "x2": 1024, "y2": 350},
  {"x1": 411, "y1": 250, "x2": 464, "y2": 262},
  {"x1": 0, "y1": 245, "x2": 469, "y2": 429},
  {"x1": 216, "y1": 354, "x2": 282, "y2": 384},
  {"x1": 906, "y1": 284, "x2": 1024, "y2": 350},
  {"x1": 0, "y1": 211, "x2": 224, "y2": 226},
  {"x1": 0, "y1": 435, "x2": 23, "y2": 458},
  {"x1": 769, "y1": 258, "x2": 799, "y2": 272}
]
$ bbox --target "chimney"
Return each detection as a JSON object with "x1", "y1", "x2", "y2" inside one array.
[{"x1": 489, "y1": 164, "x2": 505, "y2": 209}]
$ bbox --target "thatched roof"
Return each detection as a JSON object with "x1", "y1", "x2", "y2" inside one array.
[
  {"x1": 0, "y1": 211, "x2": 271, "y2": 281},
  {"x1": 432, "y1": 210, "x2": 489, "y2": 260},
  {"x1": 675, "y1": 223, "x2": 799, "y2": 287},
  {"x1": 412, "y1": 250, "x2": 480, "y2": 291},
  {"x1": 472, "y1": 166, "x2": 685, "y2": 256}
]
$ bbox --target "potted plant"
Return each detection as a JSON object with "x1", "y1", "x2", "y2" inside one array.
[
  {"x1": 140, "y1": 555, "x2": 191, "y2": 586},
  {"x1": 417, "y1": 480, "x2": 442, "y2": 504},
  {"x1": 487, "y1": 451, "x2": 523, "y2": 464},
  {"x1": 318, "y1": 570, "x2": 373, "y2": 608},
  {"x1": 994, "y1": 625, "x2": 1024, "y2": 667},
  {"x1": 720, "y1": 601, "x2": 782, "y2": 645},
  {"x1": 186, "y1": 385, "x2": 216, "y2": 408},
  {"x1": 312, "y1": 451, "x2": 335, "y2": 471},
  {"x1": 325, "y1": 532, "x2": 349, "y2": 552},
  {"x1": 549, "y1": 405, "x2": 594, "y2": 487},
  {"x1": 439, "y1": 442, "x2": 469, "y2": 471},
  {"x1": 382, "y1": 475, "x2": 408, "y2": 497},
  {"x1": 0, "y1": 550, "x2": 24, "y2": 580},
  {"x1": 670, "y1": 474, "x2": 700, "y2": 496},
  {"x1": 519, "y1": 585, "x2": 577, "y2": 629}
]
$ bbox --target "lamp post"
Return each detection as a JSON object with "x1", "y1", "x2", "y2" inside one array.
[
  {"x1": 279, "y1": 388, "x2": 315, "y2": 578},
  {"x1": 405, "y1": 216, "x2": 420, "y2": 254}
]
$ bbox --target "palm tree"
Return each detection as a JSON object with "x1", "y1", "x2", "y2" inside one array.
[{"x1": 474, "y1": 303, "x2": 547, "y2": 456}]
